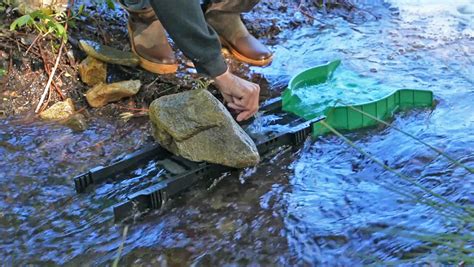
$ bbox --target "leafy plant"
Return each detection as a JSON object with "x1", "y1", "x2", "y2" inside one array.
[
  {"x1": 10, "y1": 9, "x2": 67, "y2": 41},
  {"x1": 106, "y1": 0, "x2": 115, "y2": 10},
  {"x1": 0, "y1": 0, "x2": 13, "y2": 13},
  {"x1": 10, "y1": 9, "x2": 68, "y2": 41},
  {"x1": 8, "y1": 4, "x2": 87, "y2": 43},
  {"x1": 8, "y1": 2, "x2": 89, "y2": 41},
  {"x1": 0, "y1": 68, "x2": 6, "y2": 77}
]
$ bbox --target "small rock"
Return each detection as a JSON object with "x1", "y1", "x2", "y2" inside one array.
[
  {"x1": 78, "y1": 56, "x2": 107, "y2": 86},
  {"x1": 149, "y1": 89, "x2": 260, "y2": 168},
  {"x1": 63, "y1": 113, "x2": 88, "y2": 132},
  {"x1": 86, "y1": 80, "x2": 141, "y2": 108},
  {"x1": 79, "y1": 40, "x2": 140, "y2": 67},
  {"x1": 217, "y1": 218, "x2": 236, "y2": 234},
  {"x1": 39, "y1": 98, "x2": 75, "y2": 121}
]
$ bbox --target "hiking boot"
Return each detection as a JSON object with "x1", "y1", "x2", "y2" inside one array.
[
  {"x1": 125, "y1": 7, "x2": 178, "y2": 74},
  {"x1": 205, "y1": 11, "x2": 273, "y2": 67}
]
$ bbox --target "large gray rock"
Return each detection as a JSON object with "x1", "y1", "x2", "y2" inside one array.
[{"x1": 149, "y1": 89, "x2": 260, "y2": 168}]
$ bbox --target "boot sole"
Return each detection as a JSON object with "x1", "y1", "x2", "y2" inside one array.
[
  {"x1": 219, "y1": 37, "x2": 273, "y2": 67},
  {"x1": 127, "y1": 24, "x2": 179, "y2": 75}
]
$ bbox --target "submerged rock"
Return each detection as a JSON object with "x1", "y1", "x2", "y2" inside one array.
[
  {"x1": 78, "y1": 56, "x2": 107, "y2": 86},
  {"x1": 79, "y1": 40, "x2": 140, "y2": 67},
  {"x1": 149, "y1": 89, "x2": 260, "y2": 168},
  {"x1": 86, "y1": 80, "x2": 141, "y2": 108},
  {"x1": 63, "y1": 113, "x2": 88, "y2": 132},
  {"x1": 39, "y1": 98, "x2": 75, "y2": 121}
]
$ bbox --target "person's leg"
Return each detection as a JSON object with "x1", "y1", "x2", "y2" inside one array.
[
  {"x1": 120, "y1": 0, "x2": 178, "y2": 74},
  {"x1": 204, "y1": 0, "x2": 273, "y2": 66}
]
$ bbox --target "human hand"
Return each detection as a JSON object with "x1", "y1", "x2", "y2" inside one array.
[{"x1": 213, "y1": 68, "x2": 260, "y2": 122}]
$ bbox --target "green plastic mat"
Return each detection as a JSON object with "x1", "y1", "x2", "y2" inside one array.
[{"x1": 282, "y1": 60, "x2": 434, "y2": 136}]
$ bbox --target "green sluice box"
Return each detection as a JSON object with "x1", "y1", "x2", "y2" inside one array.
[{"x1": 281, "y1": 60, "x2": 434, "y2": 136}]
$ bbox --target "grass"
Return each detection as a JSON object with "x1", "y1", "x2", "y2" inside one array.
[{"x1": 112, "y1": 225, "x2": 129, "y2": 267}]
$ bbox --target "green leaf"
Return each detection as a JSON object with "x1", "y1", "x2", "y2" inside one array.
[
  {"x1": 78, "y1": 4, "x2": 85, "y2": 15},
  {"x1": 55, "y1": 23, "x2": 66, "y2": 38},
  {"x1": 30, "y1": 10, "x2": 45, "y2": 19},
  {"x1": 67, "y1": 19, "x2": 77, "y2": 29},
  {"x1": 10, "y1": 15, "x2": 32, "y2": 31},
  {"x1": 45, "y1": 19, "x2": 55, "y2": 29},
  {"x1": 0, "y1": 68, "x2": 6, "y2": 77},
  {"x1": 106, "y1": 0, "x2": 115, "y2": 10},
  {"x1": 9, "y1": 9, "x2": 69, "y2": 42}
]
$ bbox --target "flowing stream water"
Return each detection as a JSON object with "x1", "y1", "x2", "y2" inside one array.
[{"x1": 1, "y1": 0, "x2": 473, "y2": 265}]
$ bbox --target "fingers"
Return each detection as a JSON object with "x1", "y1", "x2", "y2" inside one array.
[
  {"x1": 232, "y1": 96, "x2": 245, "y2": 108},
  {"x1": 236, "y1": 112, "x2": 248, "y2": 122},
  {"x1": 233, "y1": 84, "x2": 259, "y2": 107},
  {"x1": 228, "y1": 102, "x2": 246, "y2": 111},
  {"x1": 235, "y1": 96, "x2": 259, "y2": 121},
  {"x1": 236, "y1": 110, "x2": 254, "y2": 122},
  {"x1": 214, "y1": 70, "x2": 261, "y2": 121},
  {"x1": 237, "y1": 85, "x2": 260, "y2": 121},
  {"x1": 229, "y1": 102, "x2": 259, "y2": 121},
  {"x1": 233, "y1": 96, "x2": 249, "y2": 108},
  {"x1": 221, "y1": 93, "x2": 233, "y2": 104}
]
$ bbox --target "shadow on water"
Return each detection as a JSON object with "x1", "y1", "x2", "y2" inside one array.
[{"x1": 1, "y1": 0, "x2": 473, "y2": 265}]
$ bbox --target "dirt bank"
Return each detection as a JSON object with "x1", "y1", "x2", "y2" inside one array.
[{"x1": 0, "y1": 0, "x2": 361, "y2": 119}]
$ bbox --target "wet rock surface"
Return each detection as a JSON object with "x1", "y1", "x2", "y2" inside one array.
[
  {"x1": 86, "y1": 80, "x2": 141, "y2": 108},
  {"x1": 149, "y1": 89, "x2": 260, "y2": 168},
  {"x1": 63, "y1": 113, "x2": 88, "y2": 132},
  {"x1": 79, "y1": 39, "x2": 140, "y2": 67},
  {"x1": 39, "y1": 98, "x2": 75, "y2": 121},
  {"x1": 78, "y1": 56, "x2": 107, "y2": 86}
]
